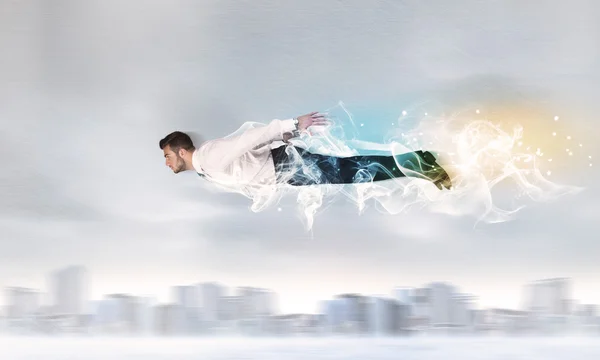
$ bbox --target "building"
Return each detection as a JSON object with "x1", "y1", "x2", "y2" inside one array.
[
  {"x1": 219, "y1": 295, "x2": 243, "y2": 321},
  {"x1": 49, "y1": 265, "x2": 88, "y2": 316},
  {"x1": 369, "y1": 296, "x2": 399, "y2": 335},
  {"x1": 172, "y1": 285, "x2": 200, "y2": 334},
  {"x1": 199, "y1": 282, "x2": 225, "y2": 326},
  {"x1": 174, "y1": 285, "x2": 199, "y2": 310},
  {"x1": 92, "y1": 294, "x2": 139, "y2": 334},
  {"x1": 0, "y1": 307, "x2": 6, "y2": 333},
  {"x1": 5, "y1": 287, "x2": 40, "y2": 319},
  {"x1": 154, "y1": 303, "x2": 184, "y2": 335},
  {"x1": 524, "y1": 278, "x2": 571, "y2": 316},
  {"x1": 393, "y1": 287, "x2": 415, "y2": 316},
  {"x1": 411, "y1": 287, "x2": 431, "y2": 329},
  {"x1": 487, "y1": 308, "x2": 529, "y2": 334},
  {"x1": 523, "y1": 278, "x2": 572, "y2": 333},
  {"x1": 233, "y1": 286, "x2": 279, "y2": 335},
  {"x1": 320, "y1": 298, "x2": 345, "y2": 333},
  {"x1": 428, "y1": 282, "x2": 456, "y2": 327},
  {"x1": 136, "y1": 296, "x2": 157, "y2": 335},
  {"x1": 108, "y1": 294, "x2": 139, "y2": 333},
  {"x1": 452, "y1": 293, "x2": 477, "y2": 329},
  {"x1": 266, "y1": 314, "x2": 319, "y2": 335},
  {"x1": 334, "y1": 293, "x2": 370, "y2": 334},
  {"x1": 236, "y1": 286, "x2": 277, "y2": 320}
]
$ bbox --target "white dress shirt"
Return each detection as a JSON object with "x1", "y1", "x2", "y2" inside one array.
[{"x1": 191, "y1": 118, "x2": 297, "y2": 201}]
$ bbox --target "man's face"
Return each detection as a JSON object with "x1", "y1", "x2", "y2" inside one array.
[{"x1": 163, "y1": 145, "x2": 186, "y2": 174}]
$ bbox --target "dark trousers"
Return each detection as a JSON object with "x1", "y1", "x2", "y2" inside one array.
[{"x1": 271, "y1": 145, "x2": 433, "y2": 186}]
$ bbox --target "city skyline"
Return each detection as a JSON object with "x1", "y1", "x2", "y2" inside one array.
[
  {"x1": 3, "y1": 265, "x2": 598, "y2": 315},
  {"x1": 4, "y1": 265, "x2": 598, "y2": 339}
]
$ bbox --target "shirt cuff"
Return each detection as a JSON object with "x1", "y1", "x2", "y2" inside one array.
[{"x1": 280, "y1": 118, "x2": 297, "y2": 133}]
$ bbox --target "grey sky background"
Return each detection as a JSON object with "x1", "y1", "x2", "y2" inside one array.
[{"x1": 1, "y1": 0, "x2": 599, "y2": 313}]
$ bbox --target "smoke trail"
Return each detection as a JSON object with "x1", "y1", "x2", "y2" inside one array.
[{"x1": 205, "y1": 102, "x2": 584, "y2": 231}]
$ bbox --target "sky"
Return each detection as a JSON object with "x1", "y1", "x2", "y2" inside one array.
[{"x1": 1, "y1": 0, "x2": 599, "y2": 314}]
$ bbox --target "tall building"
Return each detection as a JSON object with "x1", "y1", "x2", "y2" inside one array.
[
  {"x1": 320, "y1": 299, "x2": 345, "y2": 333},
  {"x1": 136, "y1": 296, "x2": 157, "y2": 335},
  {"x1": 49, "y1": 265, "x2": 88, "y2": 316},
  {"x1": 524, "y1": 278, "x2": 571, "y2": 316},
  {"x1": 369, "y1": 296, "x2": 396, "y2": 335},
  {"x1": 172, "y1": 285, "x2": 201, "y2": 334},
  {"x1": 412, "y1": 287, "x2": 431, "y2": 324},
  {"x1": 335, "y1": 293, "x2": 370, "y2": 334},
  {"x1": 199, "y1": 282, "x2": 225, "y2": 324},
  {"x1": 427, "y1": 282, "x2": 457, "y2": 326},
  {"x1": 106, "y1": 294, "x2": 139, "y2": 333}
]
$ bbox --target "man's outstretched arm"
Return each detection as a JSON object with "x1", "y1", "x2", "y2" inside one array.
[{"x1": 197, "y1": 112, "x2": 327, "y2": 170}]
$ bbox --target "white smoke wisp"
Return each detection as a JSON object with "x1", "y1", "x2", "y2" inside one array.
[
  {"x1": 392, "y1": 116, "x2": 583, "y2": 225},
  {"x1": 203, "y1": 102, "x2": 584, "y2": 231}
]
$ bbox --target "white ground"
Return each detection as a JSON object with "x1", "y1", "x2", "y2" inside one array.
[{"x1": 1, "y1": 336, "x2": 599, "y2": 360}]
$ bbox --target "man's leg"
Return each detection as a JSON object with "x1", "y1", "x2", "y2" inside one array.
[
  {"x1": 336, "y1": 150, "x2": 452, "y2": 189},
  {"x1": 272, "y1": 145, "x2": 451, "y2": 189}
]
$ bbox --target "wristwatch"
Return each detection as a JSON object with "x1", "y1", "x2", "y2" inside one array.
[{"x1": 291, "y1": 118, "x2": 300, "y2": 137}]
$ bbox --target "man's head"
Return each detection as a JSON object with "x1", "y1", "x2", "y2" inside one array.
[{"x1": 159, "y1": 131, "x2": 195, "y2": 174}]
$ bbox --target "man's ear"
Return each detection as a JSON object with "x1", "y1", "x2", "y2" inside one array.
[{"x1": 179, "y1": 148, "x2": 187, "y2": 157}]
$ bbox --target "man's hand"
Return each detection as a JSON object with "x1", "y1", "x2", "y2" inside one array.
[{"x1": 296, "y1": 111, "x2": 329, "y2": 131}]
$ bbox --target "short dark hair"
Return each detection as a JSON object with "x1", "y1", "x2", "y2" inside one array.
[{"x1": 159, "y1": 131, "x2": 195, "y2": 152}]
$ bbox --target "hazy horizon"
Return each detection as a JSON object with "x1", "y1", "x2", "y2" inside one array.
[{"x1": 2, "y1": 336, "x2": 600, "y2": 360}]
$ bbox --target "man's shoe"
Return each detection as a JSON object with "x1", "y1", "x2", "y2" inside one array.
[{"x1": 420, "y1": 151, "x2": 453, "y2": 190}]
